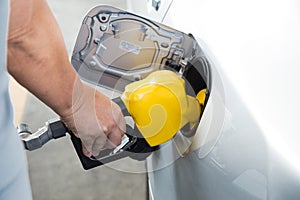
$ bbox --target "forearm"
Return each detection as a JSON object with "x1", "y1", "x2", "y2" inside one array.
[
  {"x1": 7, "y1": 0, "x2": 80, "y2": 117},
  {"x1": 8, "y1": 0, "x2": 124, "y2": 155}
]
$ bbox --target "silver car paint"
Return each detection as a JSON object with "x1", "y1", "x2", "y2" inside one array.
[{"x1": 134, "y1": 0, "x2": 300, "y2": 199}]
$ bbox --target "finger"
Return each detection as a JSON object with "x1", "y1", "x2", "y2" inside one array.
[
  {"x1": 91, "y1": 135, "x2": 107, "y2": 156},
  {"x1": 103, "y1": 139, "x2": 115, "y2": 149},
  {"x1": 82, "y1": 145, "x2": 92, "y2": 157},
  {"x1": 107, "y1": 127, "x2": 123, "y2": 147},
  {"x1": 117, "y1": 115, "x2": 126, "y2": 134},
  {"x1": 111, "y1": 102, "x2": 126, "y2": 133},
  {"x1": 79, "y1": 135, "x2": 95, "y2": 155}
]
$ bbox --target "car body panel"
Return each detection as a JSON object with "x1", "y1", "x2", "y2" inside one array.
[
  {"x1": 124, "y1": 0, "x2": 300, "y2": 199},
  {"x1": 71, "y1": 1, "x2": 300, "y2": 199}
]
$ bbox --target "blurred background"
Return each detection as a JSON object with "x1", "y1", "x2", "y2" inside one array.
[{"x1": 9, "y1": 0, "x2": 148, "y2": 200}]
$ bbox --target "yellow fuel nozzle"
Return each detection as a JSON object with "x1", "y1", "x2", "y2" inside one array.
[{"x1": 121, "y1": 70, "x2": 202, "y2": 147}]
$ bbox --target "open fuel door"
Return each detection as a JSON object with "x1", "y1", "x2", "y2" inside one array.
[
  {"x1": 71, "y1": 5, "x2": 210, "y2": 95},
  {"x1": 19, "y1": 5, "x2": 213, "y2": 171}
]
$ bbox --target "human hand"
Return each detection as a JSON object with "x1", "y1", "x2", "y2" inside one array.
[
  {"x1": 61, "y1": 79, "x2": 125, "y2": 157},
  {"x1": 7, "y1": 0, "x2": 125, "y2": 157}
]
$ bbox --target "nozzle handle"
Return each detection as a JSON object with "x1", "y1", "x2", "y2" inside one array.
[
  {"x1": 68, "y1": 130, "x2": 105, "y2": 169},
  {"x1": 67, "y1": 97, "x2": 130, "y2": 170},
  {"x1": 20, "y1": 97, "x2": 154, "y2": 170},
  {"x1": 68, "y1": 97, "x2": 157, "y2": 170}
]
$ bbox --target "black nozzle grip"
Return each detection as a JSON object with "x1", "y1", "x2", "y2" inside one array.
[
  {"x1": 68, "y1": 131, "x2": 104, "y2": 170},
  {"x1": 67, "y1": 97, "x2": 129, "y2": 170},
  {"x1": 67, "y1": 97, "x2": 128, "y2": 170}
]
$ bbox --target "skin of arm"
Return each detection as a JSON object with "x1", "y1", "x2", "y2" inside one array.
[{"x1": 7, "y1": 0, "x2": 125, "y2": 156}]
